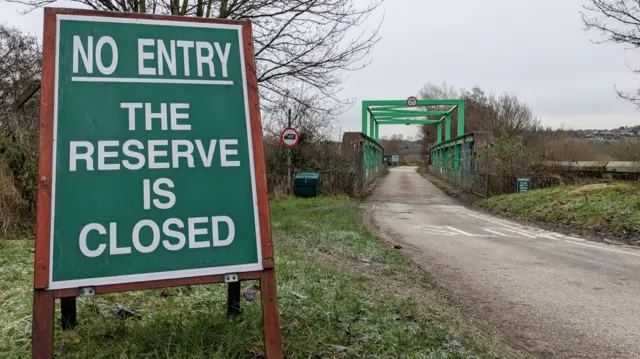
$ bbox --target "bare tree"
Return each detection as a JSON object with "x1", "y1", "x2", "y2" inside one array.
[
  {"x1": 417, "y1": 82, "x2": 459, "y2": 148},
  {"x1": 0, "y1": 24, "x2": 41, "y2": 215},
  {"x1": 379, "y1": 134, "x2": 403, "y2": 154},
  {"x1": 0, "y1": 23, "x2": 41, "y2": 151},
  {"x1": 581, "y1": 0, "x2": 640, "y2": 106},
  {"x1": 418, "y1": 82, "x2": 538, "y2": 147},
  {"x1": 6, "y1": 0, "x2": 384, "y2": 112},
  {"x1": 626, "y1": 137, "x2": 640, "y2": 168},
  {"x1": 261, "y1": 85, "x2": 343, "y2": 143},
  {"x1": 418, "y1": 82, "x2": 459, "y2": 104},
  {"x1": 489, "y1": 93, "x2": 537, "y2": 138}
]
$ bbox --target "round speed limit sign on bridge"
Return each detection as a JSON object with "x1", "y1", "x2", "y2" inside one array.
[
  {"x1": 280, "y1": 127, "x2": 299, "y2": 147},
  {"x1": 406, "y1": 96, "x2": 418, "y2": 107}
]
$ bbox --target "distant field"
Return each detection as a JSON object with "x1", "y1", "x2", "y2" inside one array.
[{"x1": 531, "y1": 137, "x2": 639, "y2": 161}]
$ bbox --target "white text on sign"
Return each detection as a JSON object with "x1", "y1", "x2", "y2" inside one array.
[
  {"x1": 72, "y1": 36, "x2": 232, "y2": 78},
  {"x1": 72, "y1": 102, "x2": 240, "y2": 258},
  {"x1": 68, "y1": 102, "x2": 240, "y2": 171}
]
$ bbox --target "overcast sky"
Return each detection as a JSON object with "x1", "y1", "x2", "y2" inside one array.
[{"x1": 2, "y1": 0, "x2": 639, "y2": 139}]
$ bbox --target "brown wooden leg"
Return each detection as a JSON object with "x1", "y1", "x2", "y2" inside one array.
[
  {"x1": 60, "y1": 297, "x2": 77, "y2": 330},
  {"x1": 32, "y1": 290, "x2": 54, "y2": 359},
  {"x1": 226, "y1": 282, "x2": 241, "y2": 318},
  {"x1": 260, "y1": 268, "x2": 283, "y2": 359}
]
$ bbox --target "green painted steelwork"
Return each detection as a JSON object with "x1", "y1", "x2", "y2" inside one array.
[
  {"x1": 445, "y1": 114, "x2": 451, "y2": 141},
  {"x1": 365, "y1": 99, "x2": 464, "y2": 106},
  {"x1": 361, "y1": 99, "x2": 465, "y2": 173},
  {"x1": 375, "y1": 120, "x2": 441, "y2": 125},
  {"x1": 369, "y1": 110, "x2": 449, "y2": 117},
  {"x1": 457, "y1": 104, "x2": 465, "y2": 137}
]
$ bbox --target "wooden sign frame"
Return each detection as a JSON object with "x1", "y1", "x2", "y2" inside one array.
[{"x1": 32, "y1": 7, "x2": 282, "y2": 359}]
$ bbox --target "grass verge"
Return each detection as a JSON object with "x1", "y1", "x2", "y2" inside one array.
[
  {"x1": 2, "y1": 197, "x2": 507, "y2": 358},
  {"x1": 476, "y1": 182, "x2": 640, "y2": 240}
]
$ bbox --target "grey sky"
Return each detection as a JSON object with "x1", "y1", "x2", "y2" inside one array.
[
  {"x1": 338, "y1": 0, "x2": 640, "y2": 138},
  {"x1": 2, "y1": 0, "x2": 639, "y2": 139}
]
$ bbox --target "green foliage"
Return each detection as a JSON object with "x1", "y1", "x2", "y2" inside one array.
[
  {"x1": 1, "y1": 197, "x2": 497, "y2": 359},
  {"x1": 478, "y1": 135, "x2": 534, "y2": 175},
  {"x1": 478, "y1": 182, "x2": 640, "y2": 238}
]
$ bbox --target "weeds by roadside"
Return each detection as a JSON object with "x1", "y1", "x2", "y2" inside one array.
[
  {"x1": 0, "y1": 160, "x2": 31, "y2": 237},
  {"x1": 477, "y1": 182, "x2": 640, "y2": 240}
]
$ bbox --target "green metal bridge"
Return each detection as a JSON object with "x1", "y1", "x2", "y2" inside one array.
[{"x1": 358, "y1": 98, "x2": 471, "y2": 182}]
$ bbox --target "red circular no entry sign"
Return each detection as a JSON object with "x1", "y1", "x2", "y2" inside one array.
[
  {"x1": 406, "y1": 96, "x2": 418, "y2": 107},
  {"x1": 280, "y1": 127, "x2": 299, "y2": 147}
]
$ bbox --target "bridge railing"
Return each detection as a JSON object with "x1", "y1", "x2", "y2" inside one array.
[
  {"x1": 341, "y1": 132, "x2": 385, "y2": 188},
  {"x1": 428, "y1": 132, "x2": 566, "y2": 196},
  {"x1": 428, "y1": 132, "x2": 490, "y2": 185},
  {"x1": 429, "y1": 166, "x2": 563, "y2": 197}
]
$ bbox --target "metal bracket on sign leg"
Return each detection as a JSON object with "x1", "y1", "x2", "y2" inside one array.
[
  {"x1": 78, "y1": 286, "x2": 96, "y2": 296},
  {"x1": 224, "y1": 273, "x2": 239, "y2": 283}
]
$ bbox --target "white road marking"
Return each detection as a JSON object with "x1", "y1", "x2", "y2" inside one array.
[
  {"x1": 483, "y1": 228, "x2": 516, "y2": 237},
  {"x1": 413, "y1": 225, "x2": 457, "y2": 236},
  {"x1": 449, "y1": 208, "x2": 640, "y2": 258},
  {"x1": 446, "y1": 226, "x2": 492, "y2": 237},
  {"x1": 496, "y1": 227, "x2": 538, "y2": 238}
]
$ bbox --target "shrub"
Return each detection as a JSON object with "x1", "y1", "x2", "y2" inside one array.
[{"x1": 0, "y1": 159, "x2": 30, "y2": 237}]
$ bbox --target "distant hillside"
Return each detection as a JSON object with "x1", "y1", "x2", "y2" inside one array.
[
  {"x1": 570, "y1": 126, "x2": 639, "y2": 141},
  {"x1": 379, "y1": 137, "x2": 425, "y2": 156}
]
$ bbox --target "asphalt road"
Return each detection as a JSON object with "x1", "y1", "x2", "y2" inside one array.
[{"x1": 366, "y1": 166, "x2": 640, "y2": 359}]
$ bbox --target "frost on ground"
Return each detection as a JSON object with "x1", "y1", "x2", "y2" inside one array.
[{"x1": 0, "y1": 197, "x2": 516, "y2": 359}]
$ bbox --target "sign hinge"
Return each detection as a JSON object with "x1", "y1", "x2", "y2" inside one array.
[
  {"x1": 78, "y1": 286, "x2": 96, "y2": 296},
  {"x1": 224, "y1": 273, "x2": 239, "y2": 283}
]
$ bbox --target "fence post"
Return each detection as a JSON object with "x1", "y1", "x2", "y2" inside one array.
[
  {"x1": 286, "y1": 109, "x2": 292, "y2": 195},
  {"x1": 484, "y1": 174, "x2": 489, "y2": 197}
]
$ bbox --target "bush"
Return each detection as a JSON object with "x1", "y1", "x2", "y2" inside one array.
[
  {"x1": 0, "y1": 159, "x2": 30, "y2": 237},
  {"x1": 0, "y1": 134, "x2": 37, "y2": 237},
  {"x1": 264, "y1": 134, "x2": 359, "y2": 196},
  {"x1": 0, "y1": 135, "x2": 37, "y2": 204}
]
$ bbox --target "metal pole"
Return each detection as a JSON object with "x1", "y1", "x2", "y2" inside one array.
[
  {"x1": 60, "y1": 297, "x2": 77, "y2": 330},
  {"x1": 226, "y1": 281, "x2": 241, "y2": 317},
  {"x1": 287, "y1": 109, "x2": 292, "y2": 195}
]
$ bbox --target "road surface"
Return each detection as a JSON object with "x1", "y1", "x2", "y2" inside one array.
[{"x1": 366, "y1": 166, "x2": 640, "y2": 359}]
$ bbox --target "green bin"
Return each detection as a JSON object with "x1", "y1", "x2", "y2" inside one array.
[{"x1": 294, "y1": 172, "x2": 321, "y2": 198}]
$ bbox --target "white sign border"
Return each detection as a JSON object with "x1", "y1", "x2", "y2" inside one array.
[{"x1": 48, "y1": 14, "x2": 263, "y2": 290}]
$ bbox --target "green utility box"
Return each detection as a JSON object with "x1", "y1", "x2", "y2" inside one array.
[{"x1": 294, "y1": 172, "x2": 321, "y2": 198}]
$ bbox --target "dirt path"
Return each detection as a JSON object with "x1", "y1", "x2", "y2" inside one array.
[{"x1": 364, "y1": 166, "x2": 640, "y2": 359}]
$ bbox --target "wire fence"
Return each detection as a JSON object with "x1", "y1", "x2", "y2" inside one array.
[
  {"x1": 266, "y1": 147, "x2": 381, "y2": 197},
  {"x1": 428, "y1": 166, "x2": 564, "y2": 197},
  {"x1": 267, "y1": 169, "x2": 362, "y2": 197}
]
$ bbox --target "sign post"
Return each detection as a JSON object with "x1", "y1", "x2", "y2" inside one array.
[
  {"x1": 34, "y1": 8, "x2": 282, "y2": 358},
  {"x1": 281, "y1": 113, "x2": 298, "y2": 194},
  {"x1": 280, "y1": 126, "x2": 298, "y2": 194}
]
